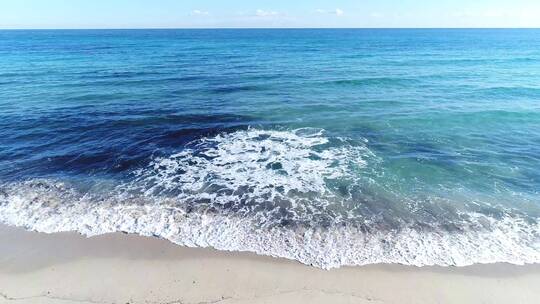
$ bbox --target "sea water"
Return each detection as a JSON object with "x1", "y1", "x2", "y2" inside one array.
[{"x1": 0, "y1": 29, "x2": 539, "y2": 268}]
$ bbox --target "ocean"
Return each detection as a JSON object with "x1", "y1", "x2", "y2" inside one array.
[{"x1": 0, "y1": 29, "x2": 539, "y2": 268}]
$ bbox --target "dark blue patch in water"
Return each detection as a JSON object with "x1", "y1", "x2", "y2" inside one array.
[{"x1": 0, "y1": 110, "x2": 256, "y2": 181}]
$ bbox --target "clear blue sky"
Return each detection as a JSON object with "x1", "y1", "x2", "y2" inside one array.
[{"x1": 1, "y1": 0, "x2": 540, "y2": 29}]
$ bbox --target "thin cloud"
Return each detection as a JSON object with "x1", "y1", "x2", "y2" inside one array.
[
  {"x1": 315, "y1": 8, "x2": 344, "y2": 16},
  {"x1": 255, "y1": 9, "x2": 279, "y2": 17},
  {"x1": 190, "y1": 10, "x2": 210, "y2": 16}
]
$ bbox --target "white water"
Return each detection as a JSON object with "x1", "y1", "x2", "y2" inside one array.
[{"x1": 0, "y1": 129, "x2": 539, "y2": 269}]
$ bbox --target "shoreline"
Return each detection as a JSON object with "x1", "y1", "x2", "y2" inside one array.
[{"x1": 1, "y1": 224, "x2": 539, "y2": 303}]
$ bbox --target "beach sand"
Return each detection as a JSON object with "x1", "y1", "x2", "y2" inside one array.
[{"x1": 0, "y1": 224, "x2": 539, "y2": 304}]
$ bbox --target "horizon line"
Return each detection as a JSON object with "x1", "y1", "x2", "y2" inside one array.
[{"x1": 1, "y1": 26, "x2": 540, "y2": 31}]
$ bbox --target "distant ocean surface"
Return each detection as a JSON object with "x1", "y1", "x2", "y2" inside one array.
[{"x1": 1, "y1": 29, "x2": 539, "y2": 268}]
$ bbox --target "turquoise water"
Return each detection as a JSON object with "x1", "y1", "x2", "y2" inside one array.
[{"x1": 0, "y1": 29, "x2": 539, "y2": 268}]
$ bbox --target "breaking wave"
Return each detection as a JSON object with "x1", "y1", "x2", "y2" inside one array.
[{"x1": 0, "y1": 128, "x2": 539, "y2": 269}]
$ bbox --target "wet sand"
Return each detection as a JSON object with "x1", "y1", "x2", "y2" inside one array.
[{"x1": 0, "y1": 224, "x2": 539, "y2": 304}]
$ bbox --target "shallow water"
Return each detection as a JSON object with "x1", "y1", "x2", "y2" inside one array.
[{"x1": 0, "y1": 29, "x2": 539, "y2": 268}]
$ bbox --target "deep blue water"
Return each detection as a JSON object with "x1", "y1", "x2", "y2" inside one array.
[{"x1": 0, "y1": 29, "x2": 539, "y2": 268}]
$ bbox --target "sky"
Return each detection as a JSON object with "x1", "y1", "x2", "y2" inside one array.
[{"x1": 1, "y1": 0, "x2": 540, "y2": 29}]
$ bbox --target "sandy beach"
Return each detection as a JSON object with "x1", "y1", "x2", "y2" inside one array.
[
  {"x1": 2, "y1": 26, "x2": 540, "y2": 304},
  {"x1": 0, "y1": 224, "x2": 538, "y2": 304}
]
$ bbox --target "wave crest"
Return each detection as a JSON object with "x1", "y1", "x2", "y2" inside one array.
[
  {"x1": 1, "y1": 179, "x2": 539, "y2": 269},
  {"x1": 0, "y1": 128, "x2": 539, "y2": 269},
  {"x1": 129, "y1": 128, "x2": 372, "y2": 226}
]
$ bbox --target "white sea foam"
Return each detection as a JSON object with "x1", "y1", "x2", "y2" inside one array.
[
  {"x1": 0, "y1": 129, "x2": 539, "y2": 269},
  {"x1": 128, "y1": 128, "x2": 372, "y2": 225},
  {"x1": 0, "y1": 179, "x2": 538, "y2": 269}
]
